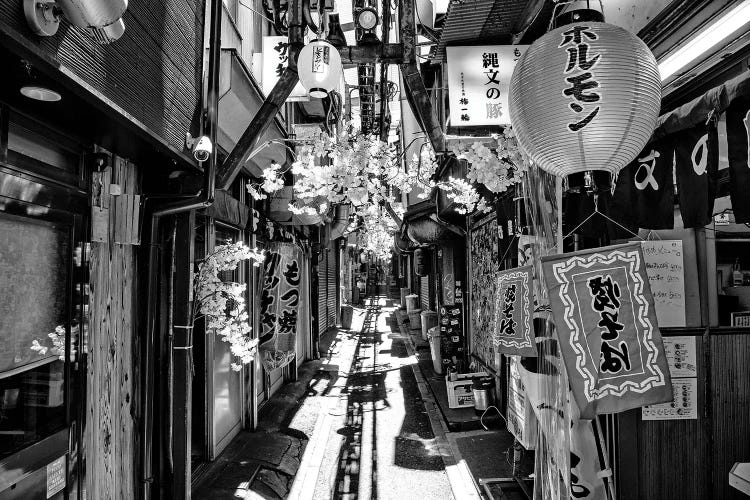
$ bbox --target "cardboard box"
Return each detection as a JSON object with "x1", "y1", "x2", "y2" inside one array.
[{"x1": 446, "y1": 371, "x2": 488, "y2": 409}]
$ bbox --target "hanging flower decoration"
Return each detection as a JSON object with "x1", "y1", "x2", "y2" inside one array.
[
  {"x1": 30, "y1": 325, "x2": 70, "y2": 361},
  {"x1": 193, "y1": 242, "x2": 266, "y2": 370},
  {"x1": 358, "y1": 203, "x2": 404, "y2": 259}
]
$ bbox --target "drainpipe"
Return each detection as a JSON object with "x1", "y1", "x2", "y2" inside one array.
[{"x1": 140, "y1": 0, "x2": 221, "y2": 496}]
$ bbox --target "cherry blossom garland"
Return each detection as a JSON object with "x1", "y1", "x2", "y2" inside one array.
[{"x1": 193, "y1": 242, "x2": 266, "y2": 371}]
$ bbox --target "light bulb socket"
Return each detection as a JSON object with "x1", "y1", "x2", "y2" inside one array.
[{"x1": 309, "y1": 87, "x2": 329, "y2": 98}]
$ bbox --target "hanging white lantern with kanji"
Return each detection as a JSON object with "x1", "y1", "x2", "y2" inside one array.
[
  {"x1": 297, "y1": 39, "x2": 343, "y2": 99},
  {"x1": 508, "y1": 22, "x2": 661, "y2": 177}
]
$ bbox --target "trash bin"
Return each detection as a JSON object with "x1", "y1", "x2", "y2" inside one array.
[
  {"x1": 400, "y1": 288, "x2": 410, "y2": 309},
  {"x1": 420, "y1": 310, "x2": 438, "y2": 341},
  {"x1": 408, "y1": 309, "x2": 422, "y2": 331},
  {"x1": 472, "y1": 377, "x2": 495, "y2": 412},
  {"x1": 341, "y1": 305, "x2": 353, "y2": 330},
  {"x1": 405, "y1": 294, "x2": 419, "y2": 313},
  {"x1": 428, "y1": 327, "x2": 443, "y2": 374}
]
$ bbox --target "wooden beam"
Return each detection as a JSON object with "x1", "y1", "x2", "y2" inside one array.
[
  {"x1": 339, "y1": 44, "x2": 404, "y2": 64},
  {"x1": 216, "y1": 0, "x2": 305, "y2": 190},
  {"x1": 398, "y1": 0, "x2": 446, "y2": 153}
]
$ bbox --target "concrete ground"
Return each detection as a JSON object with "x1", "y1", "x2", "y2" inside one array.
[{"x1": 194, "y1": 297, "x2": 457, "y2": 499}]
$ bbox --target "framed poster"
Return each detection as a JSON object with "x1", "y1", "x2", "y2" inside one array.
[{"x1": 731, "y1": 311, "x2": 750, "y2": 327}]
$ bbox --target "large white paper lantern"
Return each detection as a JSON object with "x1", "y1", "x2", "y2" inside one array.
[
  {"x1": 297, "y1": 39, "x2": 343, "y2": 99},
  {"x1": 509, "y1": 22, "x2": 661, "y2": 177}
]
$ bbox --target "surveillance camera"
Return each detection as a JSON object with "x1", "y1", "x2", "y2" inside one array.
[{"x1": 192, "y1": 135, "x2": 212, "y2": 162}]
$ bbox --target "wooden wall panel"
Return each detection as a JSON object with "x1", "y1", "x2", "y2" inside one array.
[
  {"x1": 86, "y1": 157, "x2": 139, "y2": 499},
  {"x1": 0, "y1": 0, "x2": 203, "y2": 153},
  {"x1": 711, "y1": 333, "x2": 750, "y2": 500}
]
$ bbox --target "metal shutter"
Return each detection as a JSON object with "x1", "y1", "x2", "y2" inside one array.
[
  {"x1": 318, "y1": 251, "x2": 328, "y2": 335},
  {"x1": 420, "y1": 275, "x2": 430, "y2": 311},
  {"x1": 326, "y1": 248, "x2": 337, "y2": 328}
]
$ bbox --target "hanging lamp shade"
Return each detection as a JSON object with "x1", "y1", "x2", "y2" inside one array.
[
  {"x1": 508, "y1": 22, "x2": 661, "y2": 177},
  {"x1": 297, "y1": 39, "x2": 343, "y2": 99}
]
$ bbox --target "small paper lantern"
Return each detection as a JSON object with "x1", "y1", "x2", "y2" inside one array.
[
  {"x1": 509, "y1": 22, "x2": 661, "y2": 177},
  {"x1": 297, "y1": 39, "x2": 343, "y2": 99}
]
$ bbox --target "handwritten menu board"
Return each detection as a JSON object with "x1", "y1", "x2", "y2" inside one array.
[{"x1": 640, "y1": 240, "x2": 686, "y2": 328}]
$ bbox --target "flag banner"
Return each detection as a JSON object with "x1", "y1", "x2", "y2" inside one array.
[
  {"x1": 542, "y1": 243, "x2": 672, "y2": 418},
  {"x1": 494, "y1": 266, "x2": 537, "y2": 357},
  {"x1": 259, "y1": 243, "x2": 301, "y2": 371},
  {"x1": 674, "y1": 122, "x2": 718, "y2": 228},
  {"x1": 725, "y1": 96, "x2": 750, "y2": 223},
  {"x1": 610, "y1": 138, "x2": 675, "y2": 230}
]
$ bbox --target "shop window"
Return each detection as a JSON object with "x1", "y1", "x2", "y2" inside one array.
[{"x1": 0, "y1": 214, "x2": 69, "y2": 459}]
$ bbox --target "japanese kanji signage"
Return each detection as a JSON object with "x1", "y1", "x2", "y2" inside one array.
[
  {"x1": 542, "y1": 242, "x2": 673, "y2": 418},
  {"x1": 262, "y1": 36, "x2": 309, "y2": 100},
  {"x1": 493, "y1": 266, "x2": 536, "y2": 357},
  {"x1": 559, "y1": 25, "x2": 602, "y2": 132},
  {"x1": 258, "y1": 243, "x2": 302, "y2": 371},
  {"x1": 446, "y1": 45, "x2": 527, "y2": 126}
]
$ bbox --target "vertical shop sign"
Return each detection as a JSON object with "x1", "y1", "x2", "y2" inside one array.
[
  {"x1": 262, "y1": 36, "x2": 309, "y2": 100},
  {"x1": 494, "y1": 266, "x2": 536, "y2": 357},
  {"x1": 542, "y1": 242, "x2": 673, "y2": 418},
  {"x1": 259, "y1": 243, "x2": 301, "y2": 371},
  {"x1": 446, "y1": 45, "x2": 528, "y2": 126}
]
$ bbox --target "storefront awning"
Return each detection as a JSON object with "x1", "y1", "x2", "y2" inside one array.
[
  {"x1": 652, "y1": 69, "x2": 750, "y2": 141},
  {"x1": 218, "y1": 49, "x2": 289, "y2": 178}
]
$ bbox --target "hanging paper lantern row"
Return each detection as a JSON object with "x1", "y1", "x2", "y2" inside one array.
[{"x1": 509, "y1": 22, "x2": 662, "y2": 177}]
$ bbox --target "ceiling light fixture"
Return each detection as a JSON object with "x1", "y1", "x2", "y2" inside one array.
[
  {"x1": 19, "y1": 61, "x2": 62, "y2": 102},
  {"x1": 658, "y1": 0, "x2": 750, "y2": 82}
]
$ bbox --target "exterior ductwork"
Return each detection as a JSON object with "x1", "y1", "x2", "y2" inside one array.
[
  {"x1": 329, "y1": 204, "x2": 352, "y2": 241},
  {"x1": 57, "y1": 0, "x2": 128, "y2": 29}
]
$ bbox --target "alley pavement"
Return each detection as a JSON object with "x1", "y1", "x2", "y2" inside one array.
[{"x1": 194, "y1": 296, "x2": 454, "y2": 499}]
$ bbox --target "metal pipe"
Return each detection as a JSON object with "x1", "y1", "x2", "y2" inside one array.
[{"x1": 140, "y1": 0, "x2": 221, "y2": 496}]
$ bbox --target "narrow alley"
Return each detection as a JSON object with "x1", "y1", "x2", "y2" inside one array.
[{"x1": 194, "y1": 297, "x2": 456, "y2": 499}]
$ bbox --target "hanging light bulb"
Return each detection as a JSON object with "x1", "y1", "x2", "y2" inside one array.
[{"x1": 297, "y1": 39, "x2": 343, "y2": 99}]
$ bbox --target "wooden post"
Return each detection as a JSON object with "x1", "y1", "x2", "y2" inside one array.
[
  {"x1": 171, "y1": 211, "x2": 195, "y2": 498},
  {"x1": 87, "y1": 155, "x2": 138, "y2": 499}
]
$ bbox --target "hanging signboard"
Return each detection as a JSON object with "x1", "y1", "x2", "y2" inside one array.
[
  {"x1": 494, "y1": 266, "x2": 536, "y2": 357},
  {"x1": 446, "y1": 45, "x2": 528, "y2": 126},
  {"x1": 259, "y1": 243, "x2": 301, "y2": 371},
  {"x1": 638, "y1": 240, "x2": 687, "y2": 327},
  {"x1": 262, "y1": 36, "x2": 309, "y2": 100},
  {"x1": 542, "y1": 242, "x2": 673, "y2": 418},
  {"x1": 507, "y1": 356, "x2": 538, "y2": 449}
]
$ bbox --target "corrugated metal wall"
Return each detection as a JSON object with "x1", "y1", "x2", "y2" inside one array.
[
  {"x1": 326, "y1": 249, "x2": 337, "y2": 328},
  {"x1": 0, "y1": 0, "x2": 203, "y2": 153},
  {"x1": 318, "y1": 250, "x2": 329, "y2": 335},
  {"x1": 420, "y1": 275, "x2": 430, "y2": 311}
]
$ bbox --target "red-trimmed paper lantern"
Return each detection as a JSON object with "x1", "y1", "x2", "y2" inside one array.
[{"x1": 509, "y1": 22, "x2": 661, "y2": 177}]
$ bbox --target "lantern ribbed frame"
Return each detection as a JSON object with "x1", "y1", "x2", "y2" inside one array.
[
  {"x1": 509, "y1": 22, "x2": 661, "y2": 177},
  {"x1": 298, "y1": 39, "x2": 343, "y2": 99}
]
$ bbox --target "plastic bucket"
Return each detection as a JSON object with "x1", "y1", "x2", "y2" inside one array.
[
  {"x1": 472, "y1": 377, "x2": 494, "y2": 411},
  {"x1": 405, "y1": 294, "x2": 419, "y2": 313},
  {"x1": 341, "y1": 305, "x2": 353, "y2": 330},
  {"x1": 428, "y1": 327, "x2": 443, "y2": 374},
  {"x1": 420, "y1": 310, "x2": 438, "y2": 341},
  {"x1": 400, "y1": 288, "x2": 410, "y2": 309},
  {"x1": 408, "y1": 309, "x2": 422, "y2": 331}
]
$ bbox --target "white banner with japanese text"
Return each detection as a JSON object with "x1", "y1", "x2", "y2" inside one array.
[
  {"x1": 446, "y1": 45, "x2": 528, "y2": 126},
  {"x1": 262, "y1": 36, "x2": 309, "y2": 100}
]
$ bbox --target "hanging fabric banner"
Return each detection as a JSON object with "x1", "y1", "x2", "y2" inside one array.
[
  {"x1": 259, "y1": 243, "x2": 301, "y2": 371},
  {"x1": 541, "y1": 242, "x2": 673, "y2": 418},
  {"x1": 494, "y1": 266, "x2": 537, "y2": 357},
  {"x1": 610, "y1": 137, "x2": 675, "y2": 230},
  {"x1": 726, "y1": 95, "x2": 750, "y2": 223},
  {"x1": 674, "y1": 122, "x2": 718, "y2": 228}
]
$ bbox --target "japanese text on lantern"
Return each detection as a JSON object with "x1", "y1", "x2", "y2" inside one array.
[
  {"x1": 278, "y1": 259, "x2": 300, "y2": 333},
  {"x1": 499, "y1": 283, "x2": 517, "y2": 336},
  {"x1": 587, "y1": 274, "x2": 631, "y2": 374},
  {"x1": 560, "y1": 26, "x2": 601, "y2": 132}
]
